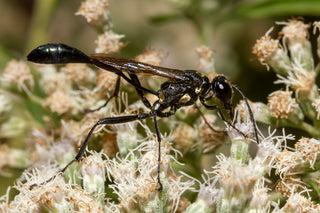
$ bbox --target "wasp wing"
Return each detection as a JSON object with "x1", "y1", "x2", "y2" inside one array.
[{"x1": 89, "y1": 53, "x2": 186, "y2": 81}]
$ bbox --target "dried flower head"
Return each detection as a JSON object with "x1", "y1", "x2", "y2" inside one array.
[
  {"x1": 61, "y1": 63, "x2": 95, "y2": 85},
  {"x1": 275, "y1": 175, "x2": 306, "y2": 196},
  {"x1": 279, "y1": 19, "x2": 310, "y2": 44},
  {"x1": 135, "y1": 49, "x2": 163, "y2": 66},
  {"x1": 10, "y1": 170, "x2": 104, "y2": 212},
  {"x1": 66, "y1": 111, "x2": 106, "y2": 146},
  {"x1": 295, "y1": 137, "x2": 320, "y2": 169},
  {"x1": 278, "y1": 19, "x2": 313, "y2": 71},
  {"x1": 76, "y1": 0, "x2": 110, "y2": 26},
  {"x1": 281, "y1": 193, "x2": 320, "y2": 212},
  {"x1": 95, "y1": 69, "x2": 118, "y2": 92},
  {"x1": 197, "y1": 114, "x2": 225, "y2": 153},
  {"x1": 35, "y1": 64, "x2": 70, "y2": 95},
  {"x1": 172, "y1": 123, "x2": 197, "y2": 153},
  {"x1": 252, "y1": 28, "x2": 290, "y2": 74},
  {"x1": 275, "y1": 61, "x2": 315, "y2": 93},
  {"x1": 275, "y1": 149, "x2": 299, "y2": 177},
  {"x1": 214, "y1": 155, "x2": 258, "y2": 197},
  {"x1": 249, "y1": 185, "x2": 271, "y2": 211},
  {"x1": 2, "y1": 60, "x2": 34, "y2": 92},
  {"x1": 44, "y1": 91, "x2": 76, "y2": 115},
  {"x1": 254, "y1": 128, "x2": 289, "y2": 171},
  {"x1": 81, "y1": 151, "x2": 106, "y2": 202},
  {"x1": 267, "y1": 88, "x2": 299, "y2": 119},
  {"x1": 95, "y1": 31, "x2": 125, "y2": 53},
  {"x1": 195, "y1": 45, "x2": 214, "y2": 73}
]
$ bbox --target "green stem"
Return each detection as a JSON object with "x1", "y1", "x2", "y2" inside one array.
[
  {"x1": 25, "y1": 0, "x2": 59, "y2": 53},
  {"x1": 230, "y1": 139, "x2": 249, "y2": 164},
  {"x1": 299, "y1": 122, "x2": 320, "y2": 138}
]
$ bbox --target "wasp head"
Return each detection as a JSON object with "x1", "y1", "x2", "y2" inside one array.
[{"x1": 211, "y1": 75, "x2": 234, "y2": 119}]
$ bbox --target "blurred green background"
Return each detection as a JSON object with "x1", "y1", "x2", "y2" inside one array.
[{"x1": 1, "y1": 0, "x2": 320, "y2": 196}]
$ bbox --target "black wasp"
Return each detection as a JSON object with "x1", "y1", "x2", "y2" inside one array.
[{"x1": 27, "y1": 43, "x2": 259, "y2": 191}]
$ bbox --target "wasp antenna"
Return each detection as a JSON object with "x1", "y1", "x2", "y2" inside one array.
[{"x1": 232, "y1": 85, "x2": 259, "y2": 144}]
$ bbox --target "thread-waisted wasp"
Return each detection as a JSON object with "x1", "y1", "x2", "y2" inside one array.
[{"x1": 27, "y1": 43, "x2": 259, "y2": 191}]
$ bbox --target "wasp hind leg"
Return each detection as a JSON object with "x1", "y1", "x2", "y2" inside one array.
[
  {"x1": 84, "y1": 76, "x2": 121, "y2": 114},
  {"x1": 30, "y1": 113, "x2": 152, "y2": 190}
]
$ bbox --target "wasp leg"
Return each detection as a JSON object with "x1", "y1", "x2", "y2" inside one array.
[
  {"x1": 194, "y1": 103, "x2": 227, "y2": 134},
  {"x1": 232, "y1": 85, "x2": 259, "y2": 144},
  {"x1": 152, "y1": 106, "x2": 177, "y2": 192},
  {"x1": 84, "y1": 76, "x2": 121, "y2": 113},
  {"x1": 128, "y1": 72, "x2": 154, "y2": 109},
  {"x1": 201, "y1": 102, "x2": 247, "y2": 138},
  {"x1": 30, "y1": 113, "x2": 152, "y2": 190}
]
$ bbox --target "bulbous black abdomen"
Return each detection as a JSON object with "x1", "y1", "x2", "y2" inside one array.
[{"x1": 27, "y1": 43, "x2": 90, "y2": 64}]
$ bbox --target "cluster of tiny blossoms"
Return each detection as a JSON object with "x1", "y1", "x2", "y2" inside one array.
[
  {"x1": 4, "y1": 0, "x2": 320, "y2": 211},
  {"x1": 0, "y1": 0, "x2": 196, "y2": 212},
  {"x1": 251, "y1": 19, "x2": 320, "y2": 211}
]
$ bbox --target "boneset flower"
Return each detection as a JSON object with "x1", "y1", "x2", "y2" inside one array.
[
  {"x1": 2, "y1": 60, "x2": 34, "y2": 92},
  {"x1": 267, "y1": 88, "x2": 301, "y2": 120},
  {"x1": 76, "y1": 0, "x2": 110, "y2": 26},
  {"x1": 252, "y1": 28, "x2": 291, "y2": 75}
]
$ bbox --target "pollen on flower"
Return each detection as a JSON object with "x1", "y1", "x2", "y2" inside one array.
[
  {"x1": 2, "y1": 60, "x2": 34, "y2": 91},
  {"x1": 267, "y1": 89, "x2": 298, "y2": 119},
  {"x1": 275, "y1": 149, "x2": 299, "y2": 176},
  {"x1": 95, "y1": 69, "x2": 118, "y2": 92},
  {"x1": 278, "y1": 19, "x2": 310, "y2": 43},
  {"x1": 249, "y1": 186, "x2": 270, "y2": 210},
  {"x1": 21, "y1": 170, "x2": 104, "y2": 212},
  {"x1": 235, "y1": 99, "x2": 259, "y2": 123},
  {"x1": 166, "y1": 173, "x2": 194, "y2": 212},
  {"x1": 275, "y1": 175, "x2": 306, "y2": 196},
  {"x1": 281, "y1": 193, "x2": 320, "y2": 212},
  {"x1": 139, "y1": 137, "x2": 173, "y2": 176},
  {"x1": 44, "y1": 91, "x2": 75, "y2": 115},
  {"x1": 214, "y1": 155, "x2": 258, "y2": 196},
  {"x1": 95, "y1": 31, "x2": 125, "y2": 53},
  {"x1": 76, "y1": 0, "x2": 109, "y2": 26},
  {"x1": 81, "y1": 152, "x2": 106, "y2": 178},
  {"x1": 295, "y1": 137, "x2": 320, "y2": 169},
  {"x1": 172, "y1": 124, "x2": 197, "y2": 153},
  {"x1": 61, "y1": 63, "x2": 95, "y2": 84},
  {"x1": 274, "y1": 148, "x2": 309, "y2": 195},
  {"x1": 252, "y1": 31, "x2": 280, "y2": 68},
  {"x1": 68, "y1": 111, "x2": 106, "y2": 146},
  {"x1": 275, "y1": 61, "x2": 315, "y2": 92},
  {"x1": 36, "y1": 65, "x2": 70, "y2": 95},
  {"x1": 195, "y1": 45, "x2": 215, "y2": 72},
  {"x1": 197, "y1": 114, "x2": 225, "y2": 153},
  {"x1": 135, "y1": 49, "x2": 163, "y2": 66}
]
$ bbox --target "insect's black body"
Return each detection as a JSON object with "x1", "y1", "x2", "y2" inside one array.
[
  {"x1": 155, "y1": 71, "x2": 209, "y2": 112},
  {"x1": 27, "y1": 43, "x2": 257, "y2": 191}
]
